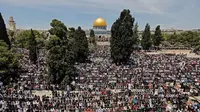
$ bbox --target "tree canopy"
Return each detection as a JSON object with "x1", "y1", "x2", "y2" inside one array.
[
  {"x1": 165, "y1": 31, "x2": 200, "y2": 48},
  {"x1": 15, "y1": 30, "x2": 45, "y2": 48},
  {"x1": 88, "y1": 29, "x2": 96, "y2": 52},
  {"x1": 0, "y1": 40, "x2": 19, "y2": 85},
  {"x1": 0, "y1": 13, "x2": 11, "y2": 49},
  {"x1": 73, "y1": 26, "x2": 89, "y2": 63},
  {"x1": 110, "y1": 9, "x2": 135, "y2": 64},
  {"x1": 68, "y1": 27, "x2": 76, "y2": 48},
  {"x1": 90, "y1": 29, "x2": 95, "y2": 38},
  {"x1": 89, "y1": 29, "x2": 96, "y2": 44},
  {"x1": 193, "y1": 45, "x2": 200, "y2": 54},
  {"x1": 46, "y1": 35, "x2": 76, "y2": 88},
  {"x1": 153, "y1": 25, "x2": 163, "y2": 47},
  {"x1": 133, "y1": 22, "x2": 139, "y2": 48},
  {"x1": 141, "y1": 23, "x2": 152, "y2": 50},
  {"x1": 49, "y1": 19, "x2": 67, "y2": 39},
  {"x1": 46, "y1": 19, "x2": 78, "y2": 88},
  {"x1": 28, "y1": 29, "x2": 38, "y2": 64}
]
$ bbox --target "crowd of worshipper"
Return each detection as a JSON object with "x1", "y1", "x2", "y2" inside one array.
[{"x1": 0, "y1": 46, "x2": 200, "y2": 112}]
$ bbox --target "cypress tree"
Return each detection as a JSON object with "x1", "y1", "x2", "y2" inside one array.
[
  {"x1": 49, "y1": 19, "x2": 67, "y2": 40},
  {"x1": 0, "y1": 13, "x2": 11, "y2": 49},
  {"x1": 141, "y1": 23, "x2": 152, "y2": 50},
  {"x1": 153, "y1": 25, "x2": 163, "y2": 47},
  {"x1": 47, "y1": 19, "x2": 77, "y2": 89},
  {"x1": 133, "y1": 22, "x2": 139, "y2": 48},
  {"x1": 46, "y1": 35, "x2": 76, "y2": 87},
  {"x1": 73, "y1": 26, "x2": 89, "y2": 63},
  {"x1": 110, "y1": 9, "x2": 135, "y2": 64},
  {"x1": 0, "y1": 40, "x2": 19, "y2": 85},
  {"x1": 89, "y1": 29, "x2": 96, "y2": 44},
  {"x1": 68, "y1": 27, "x2": 76, "y2": 48},
  {"x1": 29, "y1": 29, "x2": 37, "y2": 64},
  {"x1": 90, "y1": 29, "x2": 95, "y2": 38},
  {"x1": 68, "y1": 27, "x2": 75, "y2": 39}
]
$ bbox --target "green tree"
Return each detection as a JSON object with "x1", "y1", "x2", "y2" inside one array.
[
  {"x1": 110, "y1": 9, "x2": 135, "y2": 64},
  {"x1": 46, "y1": 36, "x2": 76, "y2": 88},
  {"x1": 0, "y1": 40, "x2": 19, "y2": 85},
  {"x1": 36, "y1": 37, "x2": 45, "y2": 48},
  {"x1": 68, "y1": 27, "x2": 76, "y2": 48},
  {"x1": 28, "y1": 29, "x2": 38, "y2": 64},
  {"x1": 8, "y1": 30, "x2": 15, "y2": 44},
  {"x1": 15, "y1": 30, "x2": 29, "y2": 48},
  {"x1": 89, "y1": 29, "x2": 96, "y2": 44},
  {"x1": 166, "y1": 32, "x2": 177, "y2": 45},
  {"x1": 180, "y1": 31, "x2": 200, "y2": 47},
  {"x1": 73, "y1": 27, "x2": 89, "y2": 63},
  {"x1": 88, "y1": 29, "x2": 96, "y2": 52},
  {"x1": 162, "y1": 33, "x2": 169, "y2": 41},
  {"x1": 49, "y1": 19, "x2": 67, "y2": 39},
  {"x1": 141, "y1": 23, "x2": 152, "y2": 50},
  {"x1": 133, "y1": 22, "x2": 139, "y2": 48},
  {"x1": 90, "y1": 29, "x2": 95, "y2": 37},
  {"x1": 193, "y1": 45, "x2": 200, "y2": 54},
  {"x1": 47, "y1": 19, "x2": 77, "y2": 88},
  {"x1": 153, "y1": 25, "x2": 163, "y2": 47},
  {"x1": 8, "y1": 30, "x2": 15, "y2": 38},
  {"x1": 68, "y1": 27, "x2": 75, "y2": 39},
  {"x1": 0, "y1": 13, "x2": 11, "y2": 49},
  {"x1": 165, "y1": 31, "x2": 200, "y2": 48},
  {"x1": 15, "y1": 30, "x2": 44, "y2": 48}
]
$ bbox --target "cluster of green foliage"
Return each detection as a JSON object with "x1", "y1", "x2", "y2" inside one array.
[
  {"x1": 0, "y1": 13, "x2": 11, "y2": 49},
  {"x1": 133, "y1": 23, "x2": 140, "y2": 48},
  {"x1": 193, "y1": 45, "x2": 200, "y2": 54},
  {"x1": 15, "y1": 30, "x2": 45, "y2": 48},
  {"x1": 7, "y1": 30, "x2": 15, "y2": 43},
  {"x1": 46, "y1": 19, "x2": 88, "y2": 88},
  {"x1": 162, "y1": 33, "x2": 169, "y2": 41},
  {"x1": 141, "y1": 24, "x2": 163, "y2": 50},
  {"x1": 110, "y1": 9, "x2": 164, "y2": 63},
  {"x1": 49, "y1": 19, "x2": 68, "y2": 39},
  {"x1": 46, "y1": 35, "x2": 76, "y2": 87},
  {"x1": 110, "y1": 9, "x2": 135, "y2": 64},
  {"x1": 152, "y1": 25, "x2": 163, "y2": 47},
  {"x1": 68, "y1": 27, "x2": 76, "y2": 48},
  {"x1": 141, "y1": 23, "x2": 152, "y2": 50},
  {"x1": 89, "y1": 29, "x2": 96, "y2": 44},
  {"x1": 0, "y1": 40, "x2": 19, "y2": 85},
  {"x1": 0, "y1": 13, "x2": 19, "y2": 85},
  {"x1": 165, "y1": 31, "x2": 200, "y2": 48},
  {"x1": 47, "y1": 20, "x2": 74, "y2": 87},
  {"x1": 88, "y1": 29, "x2": 96, "y2": 52},
  {"x1": 140, "y1": 28, "x2": 200, "y2": 50},
  {"x1": 29, "y1": 29, "x2": 38, "y2": 64},
  {"x1": 73, "y1": 27, "x2": 89, "y2": 63}
]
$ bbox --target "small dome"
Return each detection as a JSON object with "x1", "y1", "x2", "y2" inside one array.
[{"x1": 93, "y1": 18, "x2": 107, "y2": 27}]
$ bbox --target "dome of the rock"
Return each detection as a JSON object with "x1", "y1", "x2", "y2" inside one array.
[{"x1": 93, "y1": 18, "x2": 107, "y2": 27}]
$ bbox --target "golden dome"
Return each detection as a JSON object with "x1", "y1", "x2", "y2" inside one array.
[{"x1": 93, "y1": 18, "x2": 107, "y2": 27}]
